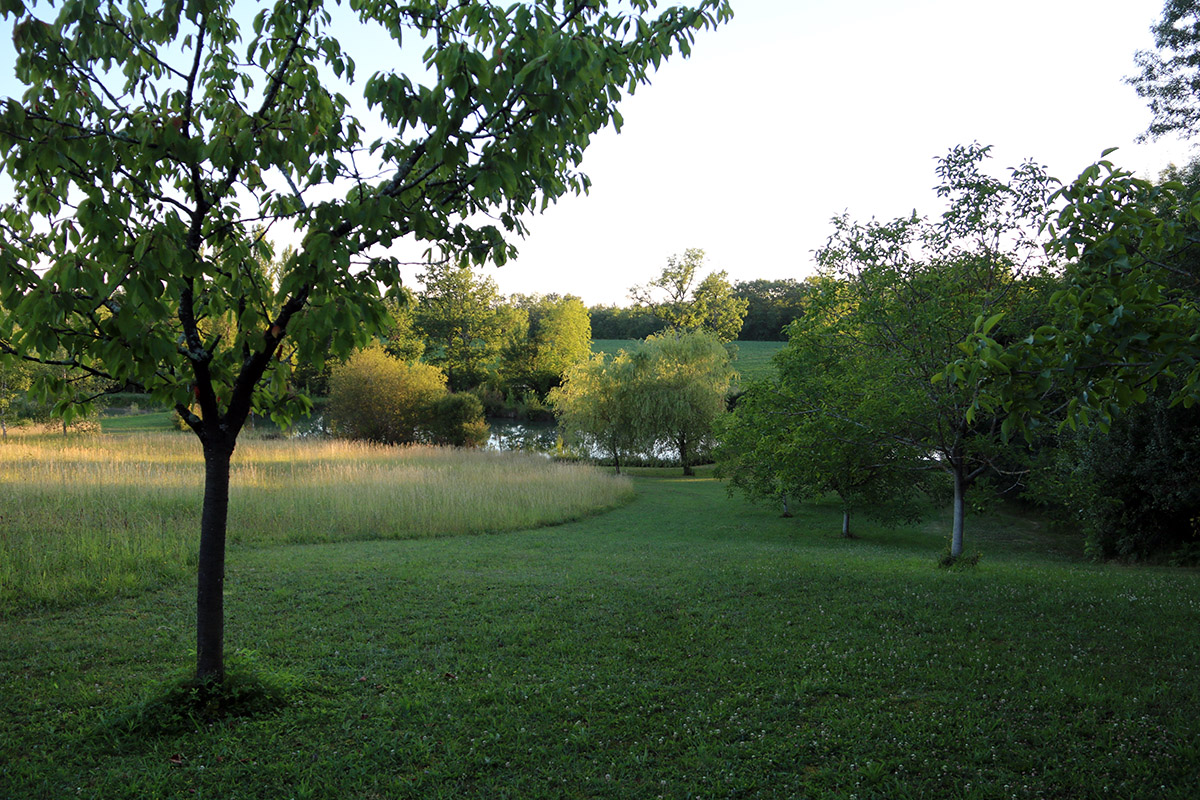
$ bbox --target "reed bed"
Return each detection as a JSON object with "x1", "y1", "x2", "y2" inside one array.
[{"x1": 0, "y1": 431, "x2": 633, "y2": 611}]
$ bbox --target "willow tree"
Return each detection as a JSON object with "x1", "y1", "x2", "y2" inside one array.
[
  {"x1": 551, "y1": 350, "x2": 652, "y2": 474},
  {"x1": 637, "y1": 330, "x2": 733, "y2": 475},
  {"x1": 0, "y1": 0, "x2": 731, "y2": 685}
]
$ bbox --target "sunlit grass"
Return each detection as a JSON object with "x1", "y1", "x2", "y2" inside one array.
[{"x1": 0, "y1": 431, "x2": 633, "y2": 612}]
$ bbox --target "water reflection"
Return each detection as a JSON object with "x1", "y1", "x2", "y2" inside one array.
[
  {"x1": 284, "y1": 414, "x2": 562, "y2": 455},
  {"x1": 486, "y1": 419, "x2": 560, "y2": 454},
  {"x1": 282, "y1": 415, "x2": 687, "y2": 464}
]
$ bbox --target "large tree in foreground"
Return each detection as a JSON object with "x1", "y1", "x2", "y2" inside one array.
[{"x1": 0, "y1": 0, "x2": 731, "y2": 685}]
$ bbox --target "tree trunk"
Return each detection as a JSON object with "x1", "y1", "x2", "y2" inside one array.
[
  {"x1": 196, "y1": 436, "x2": 235, "y2": 684},
  {"x1": 679, "y1": 435, "x2": 694, "y2": 477},
  {"x1": 951, "y1": 466, "x2": 966, "y2": 558},
  {"x1": 842, "y1": 508, "x2": 851, "y2": 538},
  {"x1": 780, "y1": 493, "x2": 792, "y2": 518}
]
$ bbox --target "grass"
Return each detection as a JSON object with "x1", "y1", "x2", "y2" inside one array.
[
  {"x1": 1, "y1": 464, "x2": 1197, "y2": 798},
  {"x1": 100, "y1": 410, "x2": 178, "y2": 433},
  {"x1": 0, "y1": 431, "x2": 633, "y2": 612},
  {"x1": 592, "y1": 338, "x2": 784, "y2": 384},
  {"x1": 728, "y1": 340, "x2": 786, "y2": 382}
]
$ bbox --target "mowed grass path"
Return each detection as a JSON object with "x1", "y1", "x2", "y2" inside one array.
[{"x1": 2, "y1": 473, "x2": 1197, "y2": 799}]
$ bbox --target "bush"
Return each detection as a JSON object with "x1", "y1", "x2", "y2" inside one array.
[
  {"x1": 1033, "y1": 386, "x2": 1200, "y2": 562},
  {"x1": 328, "y1": 347, "x2": 489, "y2": 447},
  {"x1": 328, "y1": 347, "x2": 448, "y2": 445},
  {"x1": 429, "y1": 393, "x2": 489, "y2": 447}
]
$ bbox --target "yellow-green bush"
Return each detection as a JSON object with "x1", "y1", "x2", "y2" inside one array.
[{"x1": 328, "y1": 347, "x2": 448, "y2": 444}]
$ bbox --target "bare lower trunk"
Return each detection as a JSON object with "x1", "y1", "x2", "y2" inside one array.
[
  {"x1": 780, "y1": 493, "x2": 792, "y2": 518},
  {"x1": 679, "y1": 435, "x2": 693, "y2": 477},
  {"x1": 196, "y1": 438, "x2": 235, "y2": 684},
  {"x1": 842, "y1": 508, "x2": 851, "y2": 538},
  {"x1": 951, "y1": 467, "x2": 966, "y2": 558}
]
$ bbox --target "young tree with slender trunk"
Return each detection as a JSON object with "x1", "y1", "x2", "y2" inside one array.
[
  {"x1": 805, "y1": 144, "x2": 1058, "y2": 559},
  {"x1": 0, "y1": 0, "x2": 731, "y2": 686}
]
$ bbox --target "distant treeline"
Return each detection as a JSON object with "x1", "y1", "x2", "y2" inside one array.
[{"x1": 589, "y1": 278, "x2": 813, "y2": 341}]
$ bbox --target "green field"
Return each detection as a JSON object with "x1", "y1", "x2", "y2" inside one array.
[
  {"x1": 1, "y1": 446, "x2": 1197, "y2": 799},
  {"x1": 592, "y1": 338, "x2": 785, "y2": 383}
]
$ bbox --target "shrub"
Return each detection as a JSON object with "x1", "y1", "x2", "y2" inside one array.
[
  {"x1": 327, "y1": 347, "x2": 448, "y2": 445},
  {"x1": 328, "y1": 347, "x2": 489, "y2": 447},
  {"x1": 429, "y1": 393, "x2": 489, "y2": 447}
]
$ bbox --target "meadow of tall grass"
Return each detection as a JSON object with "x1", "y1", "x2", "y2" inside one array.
[{"x1": 0, "y1": 431, "x2": 633, "y2": 612}]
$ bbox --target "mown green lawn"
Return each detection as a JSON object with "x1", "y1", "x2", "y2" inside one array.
[
  {"x1": 592, "y1": 338, "x2": 785, "y2": 383},
  {"x1": 2, "y1": 469, "x2": 1196, "y2": 799}
]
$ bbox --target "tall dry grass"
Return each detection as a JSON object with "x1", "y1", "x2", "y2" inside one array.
[{"x1": 0, "y1": 431, "x2": 633, "y2": 612}]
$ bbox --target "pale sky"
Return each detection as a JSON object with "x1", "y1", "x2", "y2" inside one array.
[
  {"x1": 500, "y1": 0, "x2": 1193, "y2": 304},
  {"x1": 1, "y1": 1, "x2": 1192, "y2": 305}
]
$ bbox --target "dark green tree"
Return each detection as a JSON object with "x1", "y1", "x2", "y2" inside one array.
[
  {"x1": 587, "y1": 303, "x2": 662, "y2": 340},
  {"x1": 0, "y1": 350, "x2": 32, "y2": 437},
  {"x1": 809, "y1": 144, "x2": 1057, "y2": 559},
  {"x1": 718, "y1": 291, "x2": 932, "y2": 536},
  {"x1": 732, "y1": 278, "x2": 811, "y2": 341},
  {"x1": 0, "y1": 0, "x2": 731, "y2": 684},
  {"x1": 413, "y1": 261, "x2": 506, "y2": 391},
  {"x1": 1129, "y1": 0, "x2": 1200, "y2": 141}
]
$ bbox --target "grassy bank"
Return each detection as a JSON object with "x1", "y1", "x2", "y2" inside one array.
[
  {"x1": 1, "y1": 472, "x2": 1197, "y2": 798},
  {"x1": 0, "y1": 432, "x2": 633, "y2": 612},
  {"x1": 592, "y1": 339, "x2": 785, "y2": 384}
]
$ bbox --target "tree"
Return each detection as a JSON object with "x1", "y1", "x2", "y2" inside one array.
[
  {"x1": 636, "y1": 330, "x2": 733, "y2": 476},
  {"x1": 0, "y1": 0, "x2": 731, "y2": 686},
  {"x1": 717, "y1": 294, "x2": 932, "y2": 536},
  {"x1": 380, "y1": 293, "x2": 426, "y2": 366},
  {"x1": 1029, "y1": 381, "x2": 1200, "y2": 561},
  {"x1": 413, "y1": 261, "x2": 506, "y2": 391},
  {"x1": 0, "y1": 351, "x2": 31, "y2": 437},
  {"x1": 587, "y1": 303, "x2": 662, "y2": 340},
  {"x1": 1129, "y1": 0, "x2": 1200, "y2": 141},
  {"x1": 732, "y1": 278, "x2": 811, "y2": 340},
  {"x1": 502, "y1": 293, "x2": 591, "y2": 400},
  {"x1": 629, "y1": 248, "x2": 748, "y2": 341},
  {"x1": 550, "y1": 350, "x2": 652, "y2": 474},
  {"x1": 807, "y1": 144, "x2": 1057, "y2": 559},
  {"x1": 428, "y1": 392, "x2": 489, "y2": 448},
  {"x1": 951, "y1": 155, "x2": 1200, "y2": 436},
  {"x1": 948, "y1": 155, "x2": 1200, "y2": 560}
]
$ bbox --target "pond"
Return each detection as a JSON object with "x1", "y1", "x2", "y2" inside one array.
[
  {"x1": 486, "y1": 419, "x2": 561, "y2": 454},
  {"x1": 282, "y1": 415, "x2": 688, "y2": 465},
  {"x1": 283, "y1": 413, "x2": 562, "y2": 454}
]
